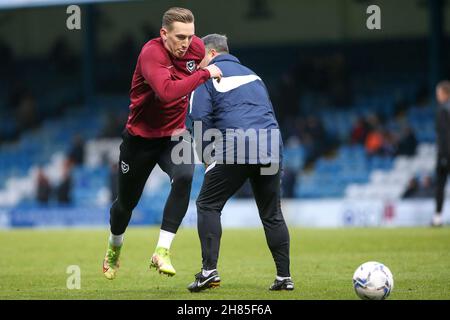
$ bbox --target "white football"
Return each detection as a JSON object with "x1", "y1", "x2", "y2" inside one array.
[{"x1": 352, "y1": 261, "x2": 394, "y2": 300}]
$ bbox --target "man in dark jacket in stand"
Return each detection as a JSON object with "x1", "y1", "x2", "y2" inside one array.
[{"x1": 433, "y1": 80, "x2": 450, "y2": 227}]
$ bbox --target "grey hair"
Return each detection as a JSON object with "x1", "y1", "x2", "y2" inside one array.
[{"x1": 202, "y1": 34, "x2": 229, "y2": 53}]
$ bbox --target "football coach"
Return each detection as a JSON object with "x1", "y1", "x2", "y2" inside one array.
[{"x1": 187, "y1": 34, "x2": 293, "y2": 292}]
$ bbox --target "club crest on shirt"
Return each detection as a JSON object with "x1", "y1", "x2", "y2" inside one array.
[
  {"x1": 186, "y1": 60, "x2": 196, "y2": 73},
  {"x1": 121, "y1": 161, "x2": 129, "y2": 174}
]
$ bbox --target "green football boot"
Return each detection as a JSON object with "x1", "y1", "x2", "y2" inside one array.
[
  {"x1": 149, "y1": 246, "x2": 176, "y2": 277},
  {"x1": 103, "y1": 243, "x2": 122, "y2": 280}
]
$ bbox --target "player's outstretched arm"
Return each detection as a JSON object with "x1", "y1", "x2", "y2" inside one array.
[{"x1": 140, "y1": 47, "x2": 221, "y2": 103}]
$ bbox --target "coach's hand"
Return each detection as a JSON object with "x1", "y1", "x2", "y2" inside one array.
[{"x1": 204, "y1": 64, "x2": 222, "y2": 82}]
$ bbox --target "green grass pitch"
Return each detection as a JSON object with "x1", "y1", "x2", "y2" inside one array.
[{"x1": 0, "y1": 227, "x2": 449, "y2": 299}]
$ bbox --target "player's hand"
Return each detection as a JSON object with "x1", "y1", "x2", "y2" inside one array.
[{"x1": 204, "y1": 64, "x2": 222, "y2": 82}]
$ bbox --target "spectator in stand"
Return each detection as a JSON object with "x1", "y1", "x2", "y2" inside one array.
[
  {"x1": 365, "y1": 127, "x2": 384, "y2": 156},
  {"x1": 68, "y1": 134, "x2": 85, "y2": 166},
  {"x1": 403, "y1": 175, "x2": 435, "y2": 199},
  {"x1": 416, "y1": 175, "x2": 435, "y2": 198},
  {"x1": 396, "y1": 126, "x2": 418, "y2": 156},
  {"x1": 350, "y1": 117, "x2": 369, "y2": 145},
  {"x1": 366, "y1": 113, "x2": 380, "y2": 131},
  {"x1": 381, "y1": 130, "x2": 396, "y2": 157},
  {"x1": 303, "y1": 116, "x2": 329, "y2": 166},
  {"x1": 36, "y1": 167, "x2": 52, "y2": 204},
  {"x1": 433, "y1": 80, "x2": 450, "y2": 227},
  {"x1": 56, "y1": 159, "x2": 73, "y2": 205},
  {"x1": 402, "y1": 177, "x2": 419, "y2": 198}
]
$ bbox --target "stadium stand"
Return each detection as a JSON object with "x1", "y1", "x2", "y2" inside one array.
[
  {"x1": 0, "y1": 91, "x2": 438, "y2": 207},
  {"x1": 0, "y1": 31, "x2": 444, "y2": 227}
]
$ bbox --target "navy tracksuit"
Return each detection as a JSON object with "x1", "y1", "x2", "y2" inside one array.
[{"x1": 189, "y1": 54, "x2": 290, "y2": 276}]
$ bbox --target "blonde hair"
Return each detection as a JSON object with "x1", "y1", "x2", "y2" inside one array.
[{"x1": 162, "y1": 7, "x2": 194, "y2": 30}]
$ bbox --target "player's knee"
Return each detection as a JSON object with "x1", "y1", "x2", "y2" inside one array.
[
  {"x1": 196, "y1": 197, "x2": 223, "y2": 215},
  {"x1": 260, "y1": 211, "x2": 285, "y2": 226},
  {"x1": 196, "y1": 198, "x2": 212, "y2": 214},
  {"x1": 196, "y1": 198, "x2": 206, "y2": 212}
]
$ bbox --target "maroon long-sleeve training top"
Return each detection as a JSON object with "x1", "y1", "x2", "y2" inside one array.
[{"x1": 126, "y1": 36, "x2": 210, "y2": 138}]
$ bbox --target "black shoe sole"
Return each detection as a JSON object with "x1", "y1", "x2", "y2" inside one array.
[
  {"x1": 188, "y1": 281, "x2": 220, "y2": 293},
  {"x1": 269, "y1": 287, "x2": 294, "y2": 291}
]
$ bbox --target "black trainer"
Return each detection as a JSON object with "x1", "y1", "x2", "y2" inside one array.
[
  {"x1": 269, "y1": 278, "x2": 294, "y2": 291},
  {"x1": 187, "y1": 270, "x2": 221, "y2": 292}
]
